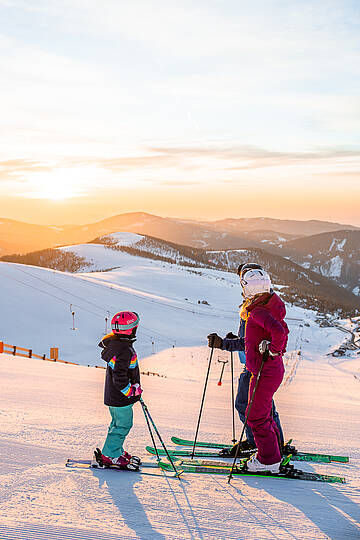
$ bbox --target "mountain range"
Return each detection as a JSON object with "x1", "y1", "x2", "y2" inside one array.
[
  {"x1": 0, "y1": 212, "x2": 358, "y2": 255},
  {"x1": 1, "y1": 212, "x2": 359, "y2": 302}
]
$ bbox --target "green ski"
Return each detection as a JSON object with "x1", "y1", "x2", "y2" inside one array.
[
  {"x1": 147, "y1": 445, "x2": 337, "y2": 463},
  {"x1": 171, "y1": 436, "x2": 349, "y2": 463},
  {"x1": 158, "y1": 459, "x2": 346, "y2": 484}
]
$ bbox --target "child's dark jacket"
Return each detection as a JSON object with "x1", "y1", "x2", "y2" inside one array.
[{"x1": 99, "y1": 333, "x2": 141, "y2": 407}]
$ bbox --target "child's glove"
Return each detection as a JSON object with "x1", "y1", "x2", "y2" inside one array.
[
  {"x1": 207, "y1": 333, "x2": 223, "y2": 349},
  {"x1": 129, "y1": 383, "x2": 143, "y2": 397},
  {"x1": 259, "y1": 340, "x2": 277, "y2": 356}
]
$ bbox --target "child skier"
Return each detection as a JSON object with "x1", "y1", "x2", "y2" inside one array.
[
  {"x1": 209, "y1": 268, "x2": 288, "y2": 473},
  {"x1": 95, "y1": 311, "x2": 143, "y2": 470}
]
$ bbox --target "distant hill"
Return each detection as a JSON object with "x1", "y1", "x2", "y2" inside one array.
[
  {"x1": 0, "y1": 212, "x2": 358, "y2": 255},
  {"x1": 208, "y1": 217, "x2": 359, "y2": 237},
  {"x1": 206, "y1": 247, "x2": 360, "y2": 315},
  {"x1": 276, "y1": 230, "x2": 360, "y2": 296}
]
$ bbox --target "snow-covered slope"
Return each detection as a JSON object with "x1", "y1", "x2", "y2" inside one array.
[
  {"x1": 1, "y1": 249, "x2": 360, "y2": 539},
  {"x1": 1, "y1": 242, "x2": 355, "y2": 365},
  {"x1": 0, "y1": 342, "x2": 359, "y2": 539}
]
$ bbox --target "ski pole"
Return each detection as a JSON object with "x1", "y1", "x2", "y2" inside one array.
[
  {"x1": 140, "y1": 398, "x2": 160, "y2": 461},
  {"x1": 230, "y1": 351, "x2": 236, "y2": 443},
  {"x1": 191, "y1": 345, "x2": 214, "y2": 459},
  {"x1": 228, "y1": 350, "x2": 268, "y2": 483},
  {"x1": 217, "y1": 358, "x2": 228, "y2": 386},
  {"x1": 140, "y1": 398, "x2": 182, "y2": 477}
]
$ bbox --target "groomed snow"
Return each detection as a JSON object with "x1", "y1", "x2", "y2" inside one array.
[
  {"x1": 1, "y1": 246, "x2": 332, "y2": 366},
  {"x1": 105, "y1": 232, "x2": 144, "y2": 246},
  {"x1": 0, "y1": 342, "x2": 359, "y2": 539},
  {"x1": 0, "y1": 247, "x2": 359, "y2": 539}
]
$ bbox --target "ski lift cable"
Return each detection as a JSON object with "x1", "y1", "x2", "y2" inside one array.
[
  {"x1": 12, "y1": 262, "x2": 236, "y2": 321},
  {"x1": 13, "y1": 265, "x2": 107, "y2": 315},
  {"x1": 0, "y1": 270, "x2": 103, "y2": 319},
  {"x1": 0, "y1": 269, "x2": 176, "y2": 346},
  {"x1": 7, "y1": 266, "x2": 209, "y2": 344},
  {"x1": 76, "y1": 273, "x2": 236, "y2": 320},
  {"x1": 11, "y1": 265, "x2": 172, "y2": 343},
  {"x1": 14, "y1": 263, "x2": 302, "y2": 328},
  {"x1": 2, "y1": 264, "x2": 236, "y2": 346}
]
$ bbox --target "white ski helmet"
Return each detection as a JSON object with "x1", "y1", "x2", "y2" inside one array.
[{"x1": 240, "y1": 268, "x2": 271, "y2": 299}]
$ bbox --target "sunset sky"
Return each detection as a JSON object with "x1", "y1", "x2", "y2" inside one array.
[{"x1": 0, "y1": 1, "x2": 359, "y2": 225}]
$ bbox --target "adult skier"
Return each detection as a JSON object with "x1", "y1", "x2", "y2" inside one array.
[
  {"x1": 208, "y1": 266, "x2": 288, "y2": 472},
  {"x1": 96, "y1": 311, "x2": 143, "y2": 470},
  {"x1": 208, "y1": 263, "x2": 284, "y2": 456}
]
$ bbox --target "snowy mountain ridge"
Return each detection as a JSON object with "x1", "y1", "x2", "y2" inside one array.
[
  {"x1": 2, "y1": 230, "x2": 359, "y2": 316},
  {"x1": 277, "y1": 230, "x2": 360, "y2": 296},
  {"x1": 0, "y1": 212, "x2": 359, "y2": 256},
  {"x1": 85, "y1": 233, "x2": 360, "y2": 315}
]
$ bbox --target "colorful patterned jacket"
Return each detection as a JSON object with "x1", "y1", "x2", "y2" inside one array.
[{"x1": 99, "y1": 333, "x2": 141, "y2": 407}]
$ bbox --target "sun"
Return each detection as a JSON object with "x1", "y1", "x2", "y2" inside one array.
[
  {"x1": 25, "y1": 167, "x2": 92, "y2": 200},
  {"x1": 38, "y1": 183, "x2": 78, "y2": 201}
]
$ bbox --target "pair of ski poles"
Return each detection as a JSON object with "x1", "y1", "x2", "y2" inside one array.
[
  {"x1": 140, "y1": 398, "x2": 182, "y2": 478},
  {"x1": 191, "y1": 347, "x2": 237, "y2": 458},
  {"x1": 191, "y1": 345, "x2": 267, "y2": 482}
]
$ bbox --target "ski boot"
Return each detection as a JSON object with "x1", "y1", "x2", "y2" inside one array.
[
  {"x1": 219, "y1": 440, "x2": 256, "y2": 457},
  {"x1": 240, "y1": 453, "x2": 295, "y2": 476},
  {"x1": 124, "y1": 451, "x2": 142, "y2": 469},
  {"x1": 278, "y1": 454, "x2": 299, "y2": 477},
  {"x1": 94, "y1": 448, "x2": 141, "y2": 471},
  {"x1": 244, "y1": 452, "x2": 281, "y2": 474},
  {"x1": 282, "y1": 439, "x2": 298, "y2": 456}
]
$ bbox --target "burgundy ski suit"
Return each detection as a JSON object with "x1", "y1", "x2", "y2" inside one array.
[{"x1": 244, "y1": 293, "x2": 289, "y2": 465}]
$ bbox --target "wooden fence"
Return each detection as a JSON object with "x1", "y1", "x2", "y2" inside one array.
[
  {"x1": 0, "y1": 341, "x2": 166, "y2": 377},
  {"x1": 0, "y1": 342, "x2": 78, "y2": 366}
]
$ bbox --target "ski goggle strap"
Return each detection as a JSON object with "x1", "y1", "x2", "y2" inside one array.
[{"x1": 237, "y1": 263, "x2": 263, "y2": 277}]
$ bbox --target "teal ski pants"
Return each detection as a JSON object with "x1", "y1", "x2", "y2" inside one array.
[{"x1": 102, "y1": 404, "x2": 134, "y2": 458}]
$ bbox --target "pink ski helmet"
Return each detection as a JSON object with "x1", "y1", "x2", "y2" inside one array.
[{"x1": 111, "y1": 311, "x2": 140, "y2": 335}]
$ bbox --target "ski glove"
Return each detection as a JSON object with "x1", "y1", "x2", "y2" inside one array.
[
  {"x1": 225, "y1": 332, "x2": 238, "y2": 339},
  {"x1": 207, "y1": 333, "x2": 223, "y2": 349},
  {"x1": 258, "y1": 340, "x2": 277, "y2": 356},
  {"x1": 129, "y1": 383, "x2": 143, "y2": 397}
]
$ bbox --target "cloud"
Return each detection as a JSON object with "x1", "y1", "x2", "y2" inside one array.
[
  {"x1": 2, "y1": 145, "x2": 360, "y2": 192},
  {"x1": 144, "y1": 145, "x2": 360, "y2": 171},
  {"x1": 0, "y1": 159, "x2": 54, "y2": 181},
  {"x1": 1, "y1": 1, "x2": 359, "y2": 161}
]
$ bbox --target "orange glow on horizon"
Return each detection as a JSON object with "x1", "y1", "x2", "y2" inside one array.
[{"x1": 1, "y1": 178, "x2": 359, "y2": 228}]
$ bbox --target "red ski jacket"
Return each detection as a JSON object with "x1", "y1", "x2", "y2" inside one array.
[{"x1": 244, "y1": 292, "x2": 289, "y2": 375}]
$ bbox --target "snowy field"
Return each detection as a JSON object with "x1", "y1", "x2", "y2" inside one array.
[
  {"x1": 0, "y1": 240, "x2": 359, "y2": 539},
  {"x1": 0, "y1": 345, "x2": 359, "y2": 540},
  {"x1": 0, "y1": 241, "x2": 333, "y2": 365}
]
